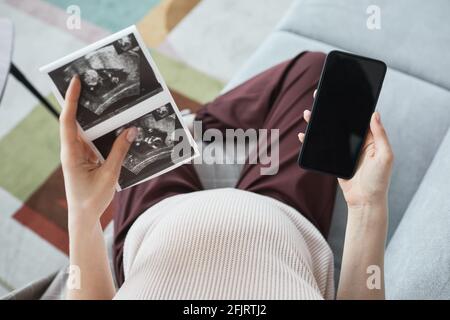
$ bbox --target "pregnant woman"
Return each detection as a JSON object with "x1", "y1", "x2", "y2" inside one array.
[{"x1": 60, "y1": 52, "x2": 393, "y2": 300}]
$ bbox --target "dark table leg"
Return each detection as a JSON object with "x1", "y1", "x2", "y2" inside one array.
[{"x1": 10, "y1": 63, "x2": 60, "y2": 118}]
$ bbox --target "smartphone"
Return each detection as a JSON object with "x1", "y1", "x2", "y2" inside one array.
[{"x1": 298, "y1": 50, "x2": 387, "y2": 179}]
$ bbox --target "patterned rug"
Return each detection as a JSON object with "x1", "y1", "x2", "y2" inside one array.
[
  {"x1": 0, "y1": 0, "x2": 293, "y2": 295},
  {"x1": 0, "y1": 0, "x2": 224, "y2": 295}
]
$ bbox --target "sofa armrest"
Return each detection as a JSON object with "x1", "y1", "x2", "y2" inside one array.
[{"x1": 385, "y1": 129, "x2": 450, "y2": 299}]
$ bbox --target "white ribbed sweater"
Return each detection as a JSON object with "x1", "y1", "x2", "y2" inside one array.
[{"x1": 114, "y1": 188, "x2": 334, "y2": 300}]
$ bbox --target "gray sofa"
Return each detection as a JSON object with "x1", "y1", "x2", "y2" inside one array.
[{"x1": 4, "y1": 0, "x2": 449, "y2": 299}]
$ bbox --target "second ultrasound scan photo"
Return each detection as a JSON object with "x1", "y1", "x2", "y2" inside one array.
[{"x1": 92, "y1": 103, "x2": 193, "y2": 189}]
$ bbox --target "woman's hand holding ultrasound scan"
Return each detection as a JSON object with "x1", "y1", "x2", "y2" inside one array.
[
  {"x1": 60, "y1": 75, "x2": 137, "y2": 227},
  {"x1": 61, "y1": 75, "x2": 139, "y2": 299}
]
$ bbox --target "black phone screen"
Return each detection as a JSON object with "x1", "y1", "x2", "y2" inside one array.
[{"x1": 298, "y1": 51, "x2": 386, "y2": 178}]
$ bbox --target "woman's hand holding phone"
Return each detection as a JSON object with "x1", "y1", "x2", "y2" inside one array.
[
  {"x1": 298, "y1": 90, "x2": 394, "y2": 299},
  {"x1": 297, "y1": 91, "x2": 394, "y2": 212}
]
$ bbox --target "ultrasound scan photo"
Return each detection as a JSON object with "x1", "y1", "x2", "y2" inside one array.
[
  {"x1": 93, "y1": 103, "x2": 193, "y2": 189},
  {"x1": 48, "y1": 34, "x2": 163, "y2": 130}
]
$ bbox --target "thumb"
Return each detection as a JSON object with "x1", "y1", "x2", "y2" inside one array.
[
  {"x1": 370, "y1": 112, "x2": 392, "y2": 155},
  {"x1": 102, "y1": 127, "x2": 137, "y2": 179}
]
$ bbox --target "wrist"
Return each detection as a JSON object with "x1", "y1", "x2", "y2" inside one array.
[
  {"x1": 68, "y1": 206, "x2": 99, "y2": 234},
  {"x1": 347, "y1": 199, "x2": 387, "y2": 211},
  {"x1": 347, "y1": 202, "x2": 388, "y2": 229},
  {"x1": 346, "y1": 194, "x2": 388, "y2": 212}
]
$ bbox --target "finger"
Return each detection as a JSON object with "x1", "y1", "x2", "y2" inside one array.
[
  {"x1": 82, "y1": 139, "x2": 99, "y2": 163},
  {"x1": 60, "y1": 75, "x2": 81, "y2": 144},
  {"x1": 303, "y1": 109, "x2": 311, "y2": 123},
  {"x1": 362, "y1": 129, "x2": 374, "y2": 149},
  {"x1": 102, "y1": 127, "x2": 137, "y2": 179},
  {"x1": 370, "y1": 112, "x2": 393, "y2": 156},
  {"x1": 298, "y1": 132, "x2": 305, "y2": 143}
]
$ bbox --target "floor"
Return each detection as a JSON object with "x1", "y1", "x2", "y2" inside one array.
[{"x1": 0, "y1": 0, "x2": 293, "y2": 295}]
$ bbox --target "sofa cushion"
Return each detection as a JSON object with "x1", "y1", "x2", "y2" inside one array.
[
  {"x1": 223, "y1": 31, "x2": 335, "y2": 92},
  {"x1": 385, "y1": 129, "x2": 450, "y2": 299},
  {"x1": 194, "y1": 142, "x2": 244, "y2": 189},
  {"x1": 277, "y1": 0, "x2": 450, "y2": 90}
]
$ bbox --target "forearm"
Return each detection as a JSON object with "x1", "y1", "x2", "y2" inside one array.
[
  {"x1": 337, "y1": 203, "x2": 388, "y2": 300},
  {"x1": 67, "y1": 214, "x2": 116, "y2": 300}
]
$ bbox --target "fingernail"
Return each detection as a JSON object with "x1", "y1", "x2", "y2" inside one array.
[
  {"x1": 375, "y1": 112, "x2": 380, "y2": 122},
  {"x1": 126, "y1": 127, "x2": 137, "y2": 143}
]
